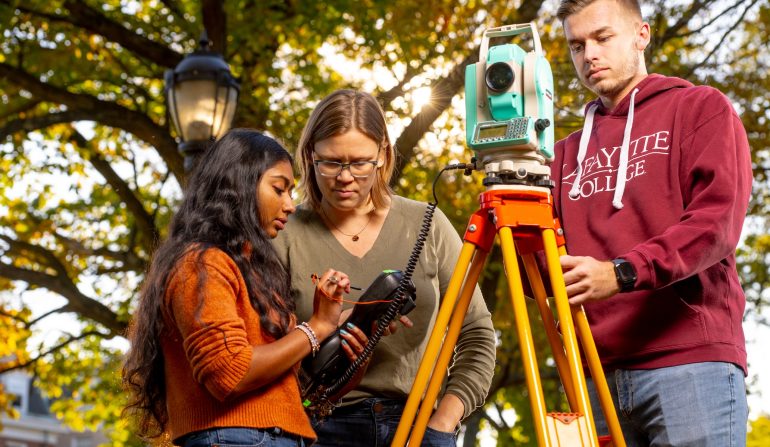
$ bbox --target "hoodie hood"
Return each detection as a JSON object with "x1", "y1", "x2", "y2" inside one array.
[
  {"x1": 584, "y1": 74, "x2": 693, "y2": 117},
  {"x1": 569, "y1": 74, "x2": 693, "y2": 209}
]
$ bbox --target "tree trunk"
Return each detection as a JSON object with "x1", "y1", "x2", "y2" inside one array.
[{"x1": 462, "y1": 407, "x2": 485, "y2": 446}]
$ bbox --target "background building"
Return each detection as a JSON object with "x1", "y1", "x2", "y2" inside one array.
[{"x1": 0, "y1": 371, "x2": 107, "y2": 447}]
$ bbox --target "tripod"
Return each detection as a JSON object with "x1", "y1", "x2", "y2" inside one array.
[{"x1": 391, "y1": 186, "x2": 626, "y2": 447}]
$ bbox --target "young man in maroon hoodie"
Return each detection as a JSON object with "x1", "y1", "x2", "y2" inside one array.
[{"x1": 553, "y1": 0, "x2": 753, "y2": 445}]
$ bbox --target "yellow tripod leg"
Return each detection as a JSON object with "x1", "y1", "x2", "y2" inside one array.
[
  {"x1": 555, "y1": 246, "x2": 626, "y2": 447},
  {"x1": 407, "y1": 249, "x2": 489, "y2": 446},
  {"x1": 521, "y1": 253, "x2": 579, "y2": 410},
  {"x1": 572, "y1": 308, "x2": 626, "y2": 447},
  {"x1": 542, "y1": 229, "x2": 599, "y2": 445},
  {"x1": 391, "y1": 242, "x2": 477, "y2": 447},
  {"x1": 499, "y1": 227, "x2": 551, "y2": 447}
]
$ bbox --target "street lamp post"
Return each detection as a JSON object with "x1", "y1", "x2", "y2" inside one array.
[{"x1": 165, "y1": 32, "x2": 240, "y2": 173}]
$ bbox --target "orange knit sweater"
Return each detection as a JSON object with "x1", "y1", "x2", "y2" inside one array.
[{"x1": 160, "y1": 247, "x2": 315, "y2": 442}]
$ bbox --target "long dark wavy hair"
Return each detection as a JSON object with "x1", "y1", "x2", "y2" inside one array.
[{"x1": 122, "y1": 129, "x2": 294, "y2": 438}]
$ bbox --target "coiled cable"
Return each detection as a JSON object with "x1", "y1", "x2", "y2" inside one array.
[{"x1": 309, "y1": 162, "x2": 474, "y2": 415}]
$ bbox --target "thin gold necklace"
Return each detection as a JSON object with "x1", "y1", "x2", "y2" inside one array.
[{"x1": 321, "y1": 206, "x2": 374, "y2": 242}]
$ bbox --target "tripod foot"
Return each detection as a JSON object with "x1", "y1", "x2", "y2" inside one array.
[{"x1": 546, "y1": 412, "x2": 594, "y2": 446}]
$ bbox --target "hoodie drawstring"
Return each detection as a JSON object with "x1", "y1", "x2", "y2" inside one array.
[
  {"x1": 568, "y1": 104, "x2": 598, "y2": 199},
  {"x1": 569, "y1": 88, "x2": 639, "y2": 209},
  {"x1": 612, "y1": 88, "x2": 639, "y2": 209}
]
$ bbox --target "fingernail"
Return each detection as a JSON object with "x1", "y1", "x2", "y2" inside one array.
[
  {"x1": 340, "y1": 329, "x2": 350, "y2": 336},
  {"x1": 346, "y1": 322, "x2": 356, "y2": 330},
  {"x1": 341, "y1": 340, "x2": 349, "y2": 347}
]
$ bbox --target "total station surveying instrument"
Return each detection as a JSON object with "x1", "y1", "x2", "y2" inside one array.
[{"x1": 391, "y1": 23, "x2": 626, "y2": 447}]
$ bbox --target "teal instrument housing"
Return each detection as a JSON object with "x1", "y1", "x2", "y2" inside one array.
[
  {"x1": 486, "y1": 44, "x2": 527, "y2": 121},
  {"x1": 464, "y1": 23, "x2": 555, "y2": 162},
  {"x1": 534, "y1": 57, "x2": 554, "y2": 159},
  {"x1": 464, "y1": 63, "x2": 479, "y2": 146}
]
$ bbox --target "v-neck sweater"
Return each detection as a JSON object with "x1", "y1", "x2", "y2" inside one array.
[{"x1": 272, "y1": 195, "x2": 496, "y2": 419}]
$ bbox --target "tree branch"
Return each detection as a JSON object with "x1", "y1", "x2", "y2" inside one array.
[
  {"x1": 0, "y1": 99, "x2": 41, "y2": 121},
  {"x1": 674, "y1": 0, "x2": 742, "y2": 39},
  {"x1": 651, "y1": 0, "x2": 715, "y2": 50},
  {"x1": 392, "y1": 51, "x2": 475, "y2": 177},
  {"x1": 160, "y1": 0, "x2": 188, "y2": 24},
  {"x1": 0, "y1": 62, "x2": 184, "y2": 180},
  {"x1": 376, "y1": 65, "x2": 424, "y2": 110},
  {"x1": 27, "y1": 215, "x2": 146, "y2": 273},
  {"x1": 684, "y1": 0, "x2": 761, "y2": 78},
  {"x1": 494, "y1": 401, "x2": 513, "y2": 430},
  {"x1": 70, "y1": 130, "x2": 160, "y2": 248},
  {"x1": 0, "y1": 330, "x2": 111, "y2": 374},
  {"x1": 28, "y1": 305, "x2": 72, "y2": 327},
  {"x1": 5, "y1": 0, "x2": 184, "y2": 69},
  {"x1": 0, "y1": 308, "x2": 29, "y2": 326},
  {"x1": 480, "y1": 403, "x2": 506, "y2": 432},
  {"x1": 0, "y1": 110, "x2": 95, "y2": 139},
  {"x1": 0, "y1": 239, "x2": 126, "y2": 335},
  {"x1": 461, "y1": 408, "x2": 484, "y2": 447},
  {"x1": 0, "y1": 235, "x2": 69, "y2": 277},
  {"x1": 202, "y1": 0, "x2": 227, "y2": 55}
]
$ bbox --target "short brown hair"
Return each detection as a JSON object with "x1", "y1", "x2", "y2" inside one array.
[
  {"x1": 557, "y1": 0, "x2": 642, "y2": 21},
  {"x1": 296, "y1": 89, "x2": 395, "y2": 211}
]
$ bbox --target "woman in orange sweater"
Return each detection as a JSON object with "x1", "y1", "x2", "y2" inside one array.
[{"x1": 123, "y1": 129, "x2": 360, "y2": 446}]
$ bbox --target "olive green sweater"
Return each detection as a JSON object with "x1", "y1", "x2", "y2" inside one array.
[{"x1": 273, "y1": 196, "x2": 496, "y2": 419}]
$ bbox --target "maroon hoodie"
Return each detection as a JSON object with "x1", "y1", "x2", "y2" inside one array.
[{"x1": 552, "y1": 74, "x2": 752, "y2": 373}]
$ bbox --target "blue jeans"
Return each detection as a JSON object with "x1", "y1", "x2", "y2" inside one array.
[
  {"x1": 311, "y1": 398, "x2": 457, "y2": 446},
  {"x1": 587, "y1": 362, "x2": 748, "y2": 446},
  {"x1": 177, "y1": 427, "x2": 309, "y2": 447}
]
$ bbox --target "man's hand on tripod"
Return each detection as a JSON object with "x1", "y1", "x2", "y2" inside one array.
[{"x1": 560, "y1": 255, "x2": 620, "y2": 305}]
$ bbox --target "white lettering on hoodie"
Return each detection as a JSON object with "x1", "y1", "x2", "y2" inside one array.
[{"x1": 563, "y1": 130, "x2": 671, "y2": 200}]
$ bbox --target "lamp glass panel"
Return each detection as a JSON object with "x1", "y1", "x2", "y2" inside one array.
[
  {"x1": 167, "y1": 88, "x2": 181, "y2": 137},
  {"x1": 173, "y1": 79, "x2": 218, "y2": 141},
  {"x1": 212, "y1": 85, "x2": 239, "y2": 139}
]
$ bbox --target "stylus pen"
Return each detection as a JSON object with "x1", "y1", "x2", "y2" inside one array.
[{"x1": 327, "y1": 275, "x2": 362, "y2": 290}]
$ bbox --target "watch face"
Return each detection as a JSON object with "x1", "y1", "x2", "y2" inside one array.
[
  {"x1": 613, "y1": 259, "x2": 636, "y2": 291},
  {"x1": 616, "y1": 262, "x2": 635, "y2": 280}
]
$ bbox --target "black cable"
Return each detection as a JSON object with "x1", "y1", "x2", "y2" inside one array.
[{"x1": 317, "y1": 203, "x2": 435, "y2": 402}]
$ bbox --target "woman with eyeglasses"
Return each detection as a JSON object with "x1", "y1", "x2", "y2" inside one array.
[{"x1": 273, "y1": 90, "x2": 496, "y2": 446}]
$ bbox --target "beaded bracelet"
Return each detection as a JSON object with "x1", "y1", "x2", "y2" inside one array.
[{"x1": 295, "y1": 321, "x2": 320, "y2": 356}]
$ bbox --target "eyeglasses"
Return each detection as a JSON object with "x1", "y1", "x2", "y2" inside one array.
[{"x1": 313, "y1": 159, "x2": 379, "y2": 178}]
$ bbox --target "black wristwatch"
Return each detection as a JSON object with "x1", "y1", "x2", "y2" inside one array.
[{"x1": 612, "y1": 258, "x2": 637, "y2": 292}]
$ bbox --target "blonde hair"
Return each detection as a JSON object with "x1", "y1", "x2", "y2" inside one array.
[{"x1": 296, "y1": 89, "x2": 395, "y2": 211}]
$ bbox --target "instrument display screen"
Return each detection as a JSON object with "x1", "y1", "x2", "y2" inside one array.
[{"x1": 477, "y1": 124, "x2": 508, "y2": 140}]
